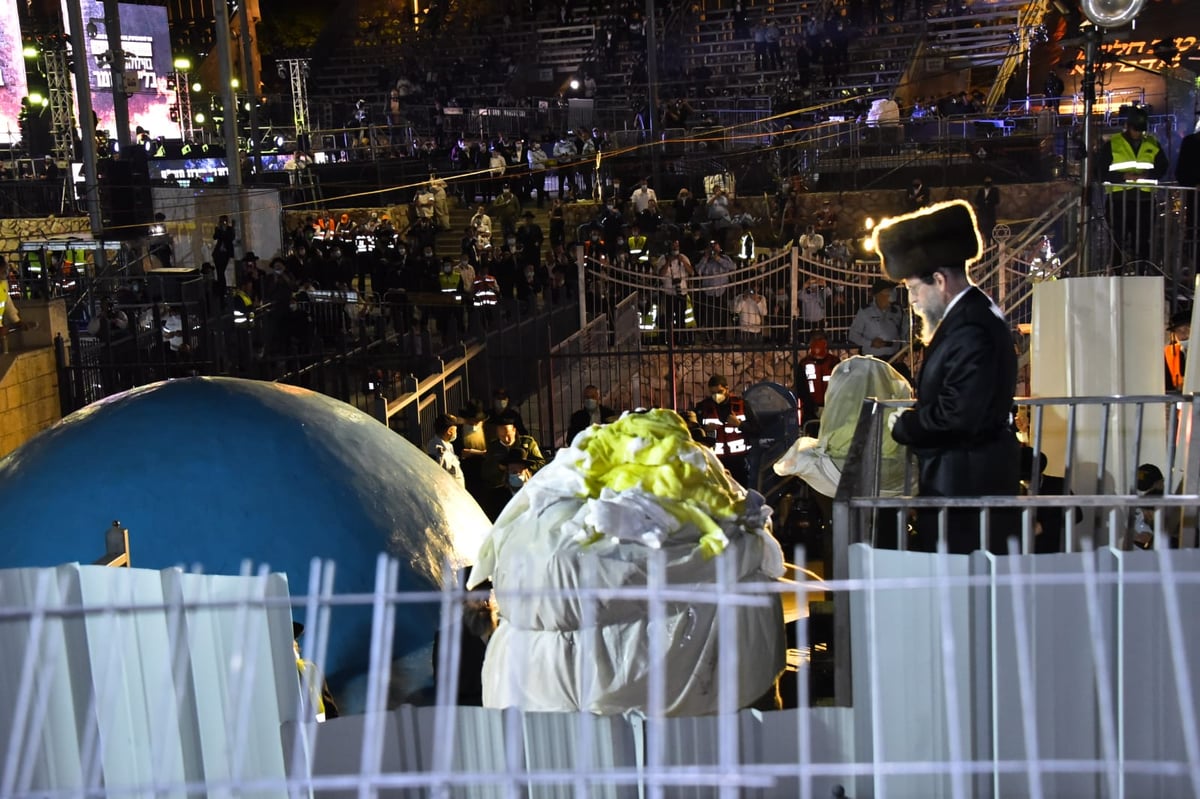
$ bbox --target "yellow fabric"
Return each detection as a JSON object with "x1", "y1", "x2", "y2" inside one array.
[
  {"x1": 296, "y1": 657, "x2": 325, "y2": 716},
  {"x1": 572, "y1": 409, "x2": 743, "y2": 555}
]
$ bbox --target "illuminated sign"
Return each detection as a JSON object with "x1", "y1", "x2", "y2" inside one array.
[
  {"x1": 148, "y1": 157, "x2": 229, "y2": 185},
  {"x1": 1070, "y1": 36, "x2": 1199, "y2": 75},
  {"x1": 63, "y1": 0, "x2": 175, "y2": 140},
  {"x1": 0, "y1": 0, "x2": 29, "y2": 145}
]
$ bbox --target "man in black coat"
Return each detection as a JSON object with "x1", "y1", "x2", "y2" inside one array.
[
  {"x1": 873, "y1": 200, "x2": 1019, "y2": 554},
  {"x1": 566, "y1": 384, "x2": 618, "y2": 443}
]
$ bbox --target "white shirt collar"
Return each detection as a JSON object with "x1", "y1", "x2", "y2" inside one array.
[{"x1": 943, "y1": 285, "x2": 973, "y2": 319}]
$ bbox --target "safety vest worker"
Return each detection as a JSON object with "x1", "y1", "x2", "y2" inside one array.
[
  {"x1": 472, "y1": 273, "x2": 500, "y2": 306},
  {"x1": 628, "y1": 231, "x2": 649, "y2": 263},
  {"x1": 1103, "y1": 111, "x2": 1166, "y2": 194},
  {"x1": 438, "y1": 267, "x2": 462, "y2": 294},
  {"x1": 694, "y1": 375, "x2": 747, "y2": 457}
]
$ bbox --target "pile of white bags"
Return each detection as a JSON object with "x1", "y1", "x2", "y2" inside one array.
[{"x1": 468, "y1": 409, "x2": 786, "y2": 716}]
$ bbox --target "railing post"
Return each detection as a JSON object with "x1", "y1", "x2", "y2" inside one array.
[
  {"x1": 403, "y1": 373, "x2": 420, "y2": 445},
  {"x1": 1183, "y1": 394, "x2": 1200, "y2": 548},
  {"x1": 576, "y1": 245, "x2": 587, "y2": 332}
]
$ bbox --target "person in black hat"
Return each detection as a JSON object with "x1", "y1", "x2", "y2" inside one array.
[
  {"x1": 1097, "y1": 107, "x2": 1168, "y2": 268},
  {"x1": 872, "y1": 199, "x2": 1019, "y2": 554},
  {"x1": 515, "y1": 210, "x2": 543, "y2": 268},
  {"x1": 1165, "y1": 308, "x2": 1190, "y2": 393},
  {"x1": 848, "y1": 277, "x2": 908, "y2": 364}
]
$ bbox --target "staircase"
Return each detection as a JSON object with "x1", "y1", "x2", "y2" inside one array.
[{"x1": 913, "y1": 0, "x2": 1034, "y2": 102}]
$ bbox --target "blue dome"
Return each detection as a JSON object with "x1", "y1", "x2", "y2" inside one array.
[{"x1": 0, "y1": 377, "x2": 489, "y2": 687}]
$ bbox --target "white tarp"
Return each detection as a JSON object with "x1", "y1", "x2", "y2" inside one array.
[
  {"x1": 469, "y1": 409, "x2": 786, "y2": 716},
  {"x1": 773, "y1": 355, "x2": 913, "y2": 497}
]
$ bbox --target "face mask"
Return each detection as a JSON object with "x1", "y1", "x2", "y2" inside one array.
[
  {"x1": 443, "y1": 266, "x2": 453, "y2": 273},
  {"x1": 711, "y1": 391, "x2": 727, "y2": 404},
  {"x1": 525, "y1": 270, "x2": 535, "y2": 280},
  {"x1": 584, "y1": 398, "x2": 598, "y2": 411},
  {"x1": 508, "y1": 473, "x2": 526, "y2": 489},
  {"x1": 424, "y1": 250, "x2": 433, "y2": 257},
  {"x1": 495, "y1": 399, "x2": 508, "y2": 410}
]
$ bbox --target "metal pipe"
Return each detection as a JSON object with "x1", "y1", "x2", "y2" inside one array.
[
  {"x1": 66, "y1": 0, "x2": 105, "y2": 245},
  {"x1": 214, "y1": 0, "x2": 242, "y2": 194},
  {"x1": 1078, "y1": 27, "x2": 1100, "y2": 275},
  {"x1": 237, "y1": 0, "x2": 262, "y2": 179}
]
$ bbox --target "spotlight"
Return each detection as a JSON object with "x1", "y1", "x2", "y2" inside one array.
[
  {"x1": 230, "y1": 77, "x2": 239, "y2": 88},
  {"x1": 173, "y1": 57, "x2": 191, "y2": 70},
  {"x1": 22, "y1": 45, "x2": 38, "y2": 58},
  {"x1": 191, "y1": 81, "x2": 202, "y2": 92},
  {"x1": 864, "y1": 217, "x2": 875, "y2": 231},
  {"x1": 194, "y1": 112, "x2": 206, "y2": 123},
  {"x1": 569, "y1": 78, "x2": 580, "y2": 90},
  {"x1": 275, "y1": 134, "x2": 285, "y2": 148}
]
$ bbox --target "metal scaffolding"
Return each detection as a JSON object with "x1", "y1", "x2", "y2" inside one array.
[
  {"x1": 43, "y1": 47, "x2": 77, "y2": 162},
  {"x1": 278, "y1": 57, "x2": 311, "y2": 135}
]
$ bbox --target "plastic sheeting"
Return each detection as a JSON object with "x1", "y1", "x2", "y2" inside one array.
[
  {"x1": 469, "y1": 409, "x2": 786, "y2": 716},
  {"x1": 773, "y1": 356, "x2": 914, "y2": 497}
]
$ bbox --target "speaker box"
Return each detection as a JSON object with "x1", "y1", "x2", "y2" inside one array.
[{"x1": 98, "y1": 153, "x2": 154, "y2": 239}]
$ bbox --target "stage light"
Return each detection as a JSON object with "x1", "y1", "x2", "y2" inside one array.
[
  {"x1": 569, "y1": 78, "x2": 580, "y2": 90},
  {"x1": 23, "y1": 45, "x2": 38, "y2": 59},
  {"x1": 230, "y1": 77, "x2": 239, "y2": 88},
  {"x1": 195, "y1": 112, "x2": 206, "y2": 123},
  {"x1": 192, "y1": 81, "x2": 202, "y2": 92},
  {"x1": 28, "y1": 91, "x2": 43, "y2": 105},
  {"x1": 173, "y1": 57, "x2": 192, "y2": 70}
]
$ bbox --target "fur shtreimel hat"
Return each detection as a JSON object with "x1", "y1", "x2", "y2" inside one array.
[{"x1": 872, "y1": 199, "x2": 983, "y2": 282}]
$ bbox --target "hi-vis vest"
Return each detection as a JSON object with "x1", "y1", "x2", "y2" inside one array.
[
  {"x1": 628, "y1": 234, "x2": 649, "y2": 262},
  {"x1": 472, "y1": 276, "x2": 499, "y2": 306},
  {"x1": 1166, "y1": 342, "x2": 1185, "y2": 392},
  {"x1": 24, "y1": 249, "x2": 44, "y2": 278},
  {"x1": 0, "y1": 279, "x2": 9, "y2": 324},
  {"x1": 438, "y1": 271, "x2": 461, "y2": 293},
  {"x1": 1107, "y1": 134, "x2": 1161, "y2": 193},
  {"x1": 698, "y1": 395, "x2": 747, "y2": 456},
  {"x1": 640, "y1": 303, "x2": 659, "y2": 336}
]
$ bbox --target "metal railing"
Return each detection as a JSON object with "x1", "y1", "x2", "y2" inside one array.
[{"x1": 829, "y1": 392, "x2": 1200, "y2": 704}]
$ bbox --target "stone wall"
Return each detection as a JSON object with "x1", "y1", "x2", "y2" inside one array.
[
  {"x1": 0, "y1": 217, "x2": 91, "y2": 261},
  {"x1": 0, "y1": 348, "x2": 60, "y2": 459},
  {"x1": 282, "y1": 180, "x2": 1075, "y2": 250},
  {"x1": 605, "y1": 350, "x2": 796, "y2": 414}
]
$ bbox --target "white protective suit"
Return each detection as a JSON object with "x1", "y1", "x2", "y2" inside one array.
[
  {"x1": 773, "y1": 355, "x2": 913, "y2": 497},
  {"x1": 468, "y1": 409, "x2": 786, "y2": 716}
]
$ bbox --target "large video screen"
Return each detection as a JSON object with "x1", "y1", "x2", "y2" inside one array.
[
  {"x1": 0, "y1": 0, "x2": 29, "y2": 145},
  {"x1": 63, "y1": 0, "x2": 175, "y2": 141}
]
